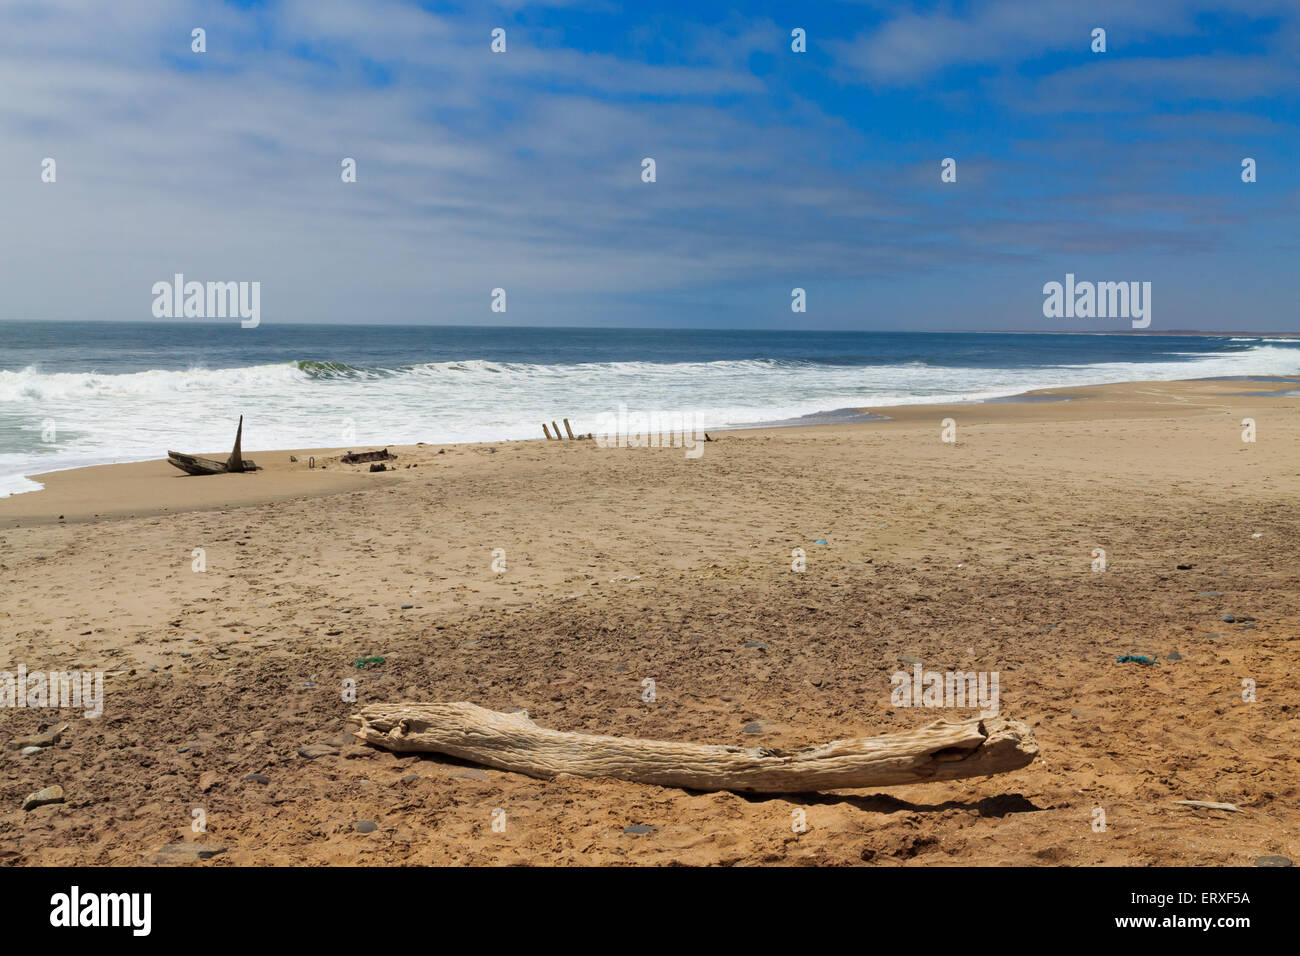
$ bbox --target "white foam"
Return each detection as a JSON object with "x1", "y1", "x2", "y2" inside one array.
[{"x1": 2, "y1": 344, "x2": 1298, "y2": 492}]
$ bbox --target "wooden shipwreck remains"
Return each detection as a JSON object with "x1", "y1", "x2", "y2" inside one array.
[
  {"x1": 167, "y1": 416, "x2": 259, "y2": 476},
  {"x1": 340, "y1": 448, "x2": 397, "y2": 465},
  {"x1": 543, "y1": 419, "x2": 593, "y2": 440},
  {"x1": 349, "y1": 701, "x2": 1038, "y2": 794}
]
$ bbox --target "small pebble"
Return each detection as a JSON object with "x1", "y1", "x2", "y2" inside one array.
[
  {"x1": 243, "y1": 773, "x2": 271, "y2": 784},
  {"x1": 623, "y1": 825, "x2": 657, "y2": 835},
  {"x1": 354, "y1": 820, "x2": 377, "y2": 834}
]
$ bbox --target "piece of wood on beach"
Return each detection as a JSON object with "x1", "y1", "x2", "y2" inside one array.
[
  {"x1": 340, "y1": 448, "x2": 397, "y2": 464},
  {"x1": 542, "y1": 423, "x2": 554, "y2": 440},
  {"x1": 551, "y1": 421, "x2": 562, "y2": 441},
  {"x1": 167, "y1": 414, "x2": 259, "y2": 475},
  {"x1": 349, "y1": 702, "x2": 1039, "y2": 794},
  {"x1": 563, "y1": 418, "x2": 575, "y2": 440},
  {"x1": 225, "y1": 414, "x2": 247, "y2": 472},
  {"x1": 1173, "y1": 800, "x2": 1243, "y2": 813},
  {"x1": 166, "y1": 451, "x2": 231, "y2": 476}
]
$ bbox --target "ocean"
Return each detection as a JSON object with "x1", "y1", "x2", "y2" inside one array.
[{"x1": 3, "y1": 321, "x2": 1299, "y2": 497}]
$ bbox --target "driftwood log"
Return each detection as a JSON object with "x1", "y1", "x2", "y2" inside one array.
[{"x1": 349, "y1": 702, "x2": 1038, "y2": 793}]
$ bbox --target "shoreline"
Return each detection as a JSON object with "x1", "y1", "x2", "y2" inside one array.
[{"x1": 2, "y1": 374, "x2": 1297, "y2": 528}]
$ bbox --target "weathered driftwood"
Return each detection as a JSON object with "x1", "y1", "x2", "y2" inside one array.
[
  {"x1": 349, "y1": 702, "x2": 1038, "y2": 793},
  {"x1": 167, "y1": 415, "x2": 258, "y2": 476},
  {"x1": 226, "y1": 415, "x2": 248, "y2": 472},
  {"x1": 1174, "y1": 800, "x2": 1243, "y2": 813},
  {"x1": 341, "y1": 448, "x2": 396, "y2": 464}
]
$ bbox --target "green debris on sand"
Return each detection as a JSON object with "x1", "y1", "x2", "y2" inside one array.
[
  {"x1": 353, "y1": 655, "x2": 386, "y2": 670},
  {"x1": 1115, "y1": 652, "x2": 1157, "y2": 665}
]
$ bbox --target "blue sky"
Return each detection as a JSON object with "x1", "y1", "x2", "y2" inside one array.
[{"x1": 0, "y1": 0, "x2": 1297, "y2": 330}]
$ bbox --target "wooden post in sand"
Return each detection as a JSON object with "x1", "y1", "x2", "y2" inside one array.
[
  {"x1": 542, "y1": 423, "x2": 554, "y2": 440},
  {"x1": 350, "y1": 701, "x2": 1038, "y2": 794},
  {"x1": 563, "y1": 418, "x2": 575, "y2": 440},
  {"x1": 226, "y1": 415, "x2": 247, "y2": 473},
  {"x1": 551, "y1": 421, "x2": 562, "y2": 441}
]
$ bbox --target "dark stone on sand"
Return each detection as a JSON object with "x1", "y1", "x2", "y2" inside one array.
[
  {"x1": 149, "y1": 843, "x2": 226, "y2": 865},
  {"x1": 1167, "y1": 651, "x2": 1183, "y2": 660},
  {"x1": 1221, "y1": 614, "x2": 1236, "y2": 623},
  {"x1": 1205, "y1": 633, "x2": 1221, "y2": 640},
  {"x1": 1256, "y1": 855, "x2": 1294, "y2": 867},
  {"x1": 899, "y1": 656, "x2": 923, "y2": 666},
  {"x1": 742, "y1": 722, "x2": 764, "y2": 735},
  {"x1": 243, "y1": 773, "x2": 271, "y2": 784},
  {"x1": 354, "y1": 820, "x2": 377, "y2": 834},
  {"x1": 298, "y1": 743, "x2": 341, "y2": 759},
  {"x1": 401, "y1": 604, "x2": 413, "y2": 609},
  {"x1": 1177, "y1": 564, "x2": 1194, "y2": 570},
  {"x1": 745, "y1": 642, "x2": 767, "y2": 649},
  {"x1": 623, "y1": 825, "x2": 657, "y2": 835}
]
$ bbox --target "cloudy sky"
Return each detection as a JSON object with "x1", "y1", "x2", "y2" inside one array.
[{"x1": 1, "y1": 0, "x2": 1297, "y2": 330}]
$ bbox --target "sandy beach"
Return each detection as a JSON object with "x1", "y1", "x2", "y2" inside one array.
[{"x1": 1, "y1": 377, "x2": 1297, "y2": 866}]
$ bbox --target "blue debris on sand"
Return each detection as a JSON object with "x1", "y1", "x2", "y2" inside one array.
[{"x1": 1118, "y1": 650, "x2": 1159, "y2": 665}]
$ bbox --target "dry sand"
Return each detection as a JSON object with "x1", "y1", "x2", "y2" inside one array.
[{"x1": 0, "y1": 378, "x2": 1297, "y2": 866}]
